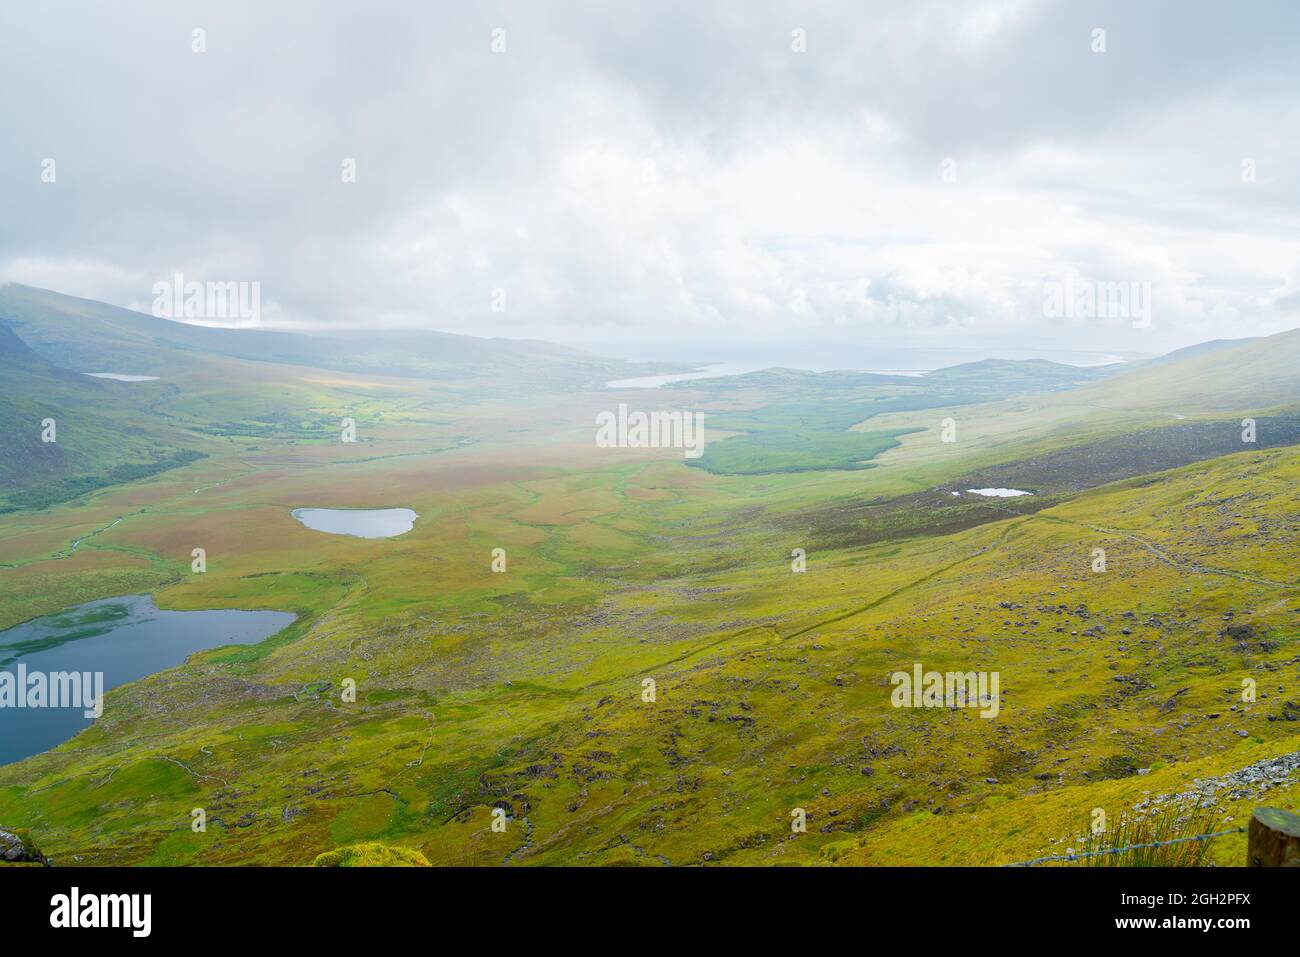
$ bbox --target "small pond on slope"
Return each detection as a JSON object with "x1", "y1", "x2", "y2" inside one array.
[{"x1": 291, "y1": 507, "x2": 418, "y2": 538}]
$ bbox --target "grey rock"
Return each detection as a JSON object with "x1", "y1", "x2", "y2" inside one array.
[{"x1": 0, "y1": 828, "x2": 49, "y2": 866}]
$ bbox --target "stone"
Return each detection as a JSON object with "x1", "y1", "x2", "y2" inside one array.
[{"x1": 0, "y1": 828, "x2": 49, "y2": 866}]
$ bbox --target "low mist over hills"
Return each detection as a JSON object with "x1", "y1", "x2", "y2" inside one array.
[{"x1": 0, "y1": 284, "x2": 671, "y2": 388}]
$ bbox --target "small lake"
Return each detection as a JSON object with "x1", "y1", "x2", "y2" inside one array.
[
  {"x1": 605, "y1": 363, "x2": 758, "y2": 389},
  {"x1": 604, "y1": 362, "x2": 935, "y2": 389},
  {"x1": 964, "y1": 488, "x2": 1033, "y2": 498},
  {"x1": 292, "y1": 507, "x2": 417, "y2": 538},
  {"x1": 0, "y1": 595, "x2": 294, "y2": 765},
  {"x1": 83, "y1": 373, "x2": 160, "y2": 382}
]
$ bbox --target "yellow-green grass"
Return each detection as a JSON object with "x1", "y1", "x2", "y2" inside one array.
[
  {"x1": 2, "y1": 343, "x2": 1297, "y2": 867},
  {"x1": 1, "y1": 429, "x2": 1295, "y2": 865}
]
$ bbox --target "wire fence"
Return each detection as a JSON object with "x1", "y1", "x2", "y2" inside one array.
[{"x1": 1004, "y1": 826, "x2": 1248, "y2": 867}]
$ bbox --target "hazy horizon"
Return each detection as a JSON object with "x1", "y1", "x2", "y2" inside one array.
[{"x1": 7, "y1": 278, "x2": 1272, "y2": 376}]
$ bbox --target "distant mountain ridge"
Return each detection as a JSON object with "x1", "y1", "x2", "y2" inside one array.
[
  {"x1": 0, "y1": 283, "x2": 667, "y2": 387},
  {"x1": 920, "y1": 356, "x2": 1116, "y2": 386},
  {"x1": 5, "y1": 282, "x2": 1300, "y2": 510}
]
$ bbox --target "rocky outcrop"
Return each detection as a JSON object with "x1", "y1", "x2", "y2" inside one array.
[{"x1": 0, "y1": 828, "x2": 50, "y2": 866}]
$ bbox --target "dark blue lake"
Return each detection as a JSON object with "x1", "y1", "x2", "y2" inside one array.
[{"x1": 0, "y1": 594, "x2": 294, "y2": 765}]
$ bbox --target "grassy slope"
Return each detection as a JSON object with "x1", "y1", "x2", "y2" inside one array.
[
  {"x1": 0, "y1": 422, "x2": 1296, "y2": 866},
  {"x1": 0, "y1": 312, "x2": 1298, "y2": 866},
  {"x1": 868, "y1": 329, "x2": 1300, "y2": 483},
  {"x1": 0, "y1": 325, "x2": 206, "y2": 513}
]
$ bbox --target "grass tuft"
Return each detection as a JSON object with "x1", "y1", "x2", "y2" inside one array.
[{"x1": 1067, "y1": 803, "x2": 1229, "y2": 867}]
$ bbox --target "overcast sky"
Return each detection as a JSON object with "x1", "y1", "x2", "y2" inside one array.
[{"x1": 3, "y1": 0, "x2": 1300, "y2": 364}]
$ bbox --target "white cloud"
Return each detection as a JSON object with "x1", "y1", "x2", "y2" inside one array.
[{"x1": 2, "y1": 0, "x2": 1299, "y2": 360}]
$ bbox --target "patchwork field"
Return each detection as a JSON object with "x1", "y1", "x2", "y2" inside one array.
[{"x1": 1, "y1": 289, "x2": 1298, "y2": 867}]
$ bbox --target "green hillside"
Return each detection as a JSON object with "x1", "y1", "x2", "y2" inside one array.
[
  {"x1": 0, "y1": 324, "x2": 203, "y2": 513},
  {"x1": 682, "y1": 358, "x2": 1115, "y2": 476},
  {"x1": 1062, "y1": 329, "x2": 1300, "y2": 413},
  {"x1": 1, "y1": 289, "x2": 1297, "y2": 868}
]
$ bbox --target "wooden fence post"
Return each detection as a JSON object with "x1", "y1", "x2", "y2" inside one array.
[{"x1": 1248, "y1": 807, "x2": 1300, "y2": 866}]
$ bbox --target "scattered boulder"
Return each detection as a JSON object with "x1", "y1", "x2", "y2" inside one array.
[
  {"x1": 1220, "y1": 621, "x2": 1273, "y2": 651},
  {"x1": 1221, "y1": 622, "x2": 1255, "y2": 640},
  {"x1": 1271, "y1": 701, "x2": 1300, "y2": 723},
  {"x1": 1158, "y1": 687, "x2": 1190, "y2": 714}
]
